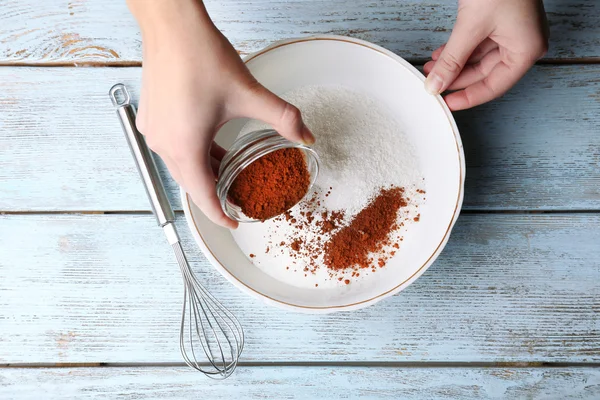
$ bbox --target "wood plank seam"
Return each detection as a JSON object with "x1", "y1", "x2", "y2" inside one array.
[
  {"x1": 3, "y1": 362, "x2": 600, "y2": 369},
  {"x1": 4, "y1": 210, "x2": 600, "y2": 215},
  {"x1": 0, "y1": 58, "x2": 599, "y2": 68}
]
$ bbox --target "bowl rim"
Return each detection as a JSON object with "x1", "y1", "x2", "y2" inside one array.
[{"x1": 180, "y1": 34, "x2": 466, "y2": 313}]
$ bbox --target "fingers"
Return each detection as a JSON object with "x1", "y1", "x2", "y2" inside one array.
[
  {"x1": 443, "y1": 61, "x2": 530, "y2": 111},
  {"x1": 161, "y1": 154, "x2": 184, "y2": 184},
  {"x1": 210, "y1": 156, "x2": 220, "y2": 179},
  {"x1": 137, "y1": 117, "x2": 185, "y2": 188},
  {"x1": 210, "y1": 142, "x2": 226, "y2": 178},
  {"x1": 468, "y1": 39, "x2": 499, "y2": 64},
  {"x1": 210, "y1": 142, "x2": 227, "y2": 161},
  {"x1": 178, "y1": 147, "x2": 238, "y2": 229},
  {"x1": 423, "y1": 60, "x2": 436, "y2": 76},
  {"x1": 166, "y1": 150, "x2": 220, "y2": 183},
  {"x1": 432, "y1": 39, "x2": 498, "y2": 64},
  {"x1": 431, "y1": 44, "x2": 445, "y2": 61},
  {"x1": 424, "y1": 19, "x2": 489, "y2": 95},
  {"x1": 148, "y1": 136, "x2": 234, "y2": 227},
  {"x1": 446, "y1": 49, "x2": 501, "y2": 91},
  {"x1": 237, "y1": 82, "x2": 315, "y2": 145},
  {"x1": 426, "y1": 39, "x2": 498, "y2": 78}
]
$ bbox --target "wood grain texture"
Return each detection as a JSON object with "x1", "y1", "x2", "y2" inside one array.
[
  {"x1": 0, "y1": 0, "x2": 598, "y2": 64},
  {"x1": 0, "y1": 65, "x2": 599, "y2": 212},
  {"x1": 0, "y1": 213, "x2": 598, "y2": 364},
  {"x1": 2, "y1": 366, "x2": 600, "y2": 399}
]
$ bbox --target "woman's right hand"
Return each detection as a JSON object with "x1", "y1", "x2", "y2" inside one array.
[{"x1": 127, "y1": 0, "x2": 315, "y2": 228}]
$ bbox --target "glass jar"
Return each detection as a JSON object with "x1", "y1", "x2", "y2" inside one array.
[{"x1": 216, "y1": 129, "x2": 320, "y2": 222}]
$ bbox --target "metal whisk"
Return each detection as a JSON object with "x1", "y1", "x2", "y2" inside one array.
[{"x1": 109, "y1": 83, "x2": 244, "y2": 379}]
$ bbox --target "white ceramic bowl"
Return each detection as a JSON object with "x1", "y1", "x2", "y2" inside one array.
[{"x1": 181, "y1": 35, "x2": 465, "y2": 313}]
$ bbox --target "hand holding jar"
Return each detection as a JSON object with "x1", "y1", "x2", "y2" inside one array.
[{"x1": 126, "y1": 0, "x2": 315, "y2": 228}]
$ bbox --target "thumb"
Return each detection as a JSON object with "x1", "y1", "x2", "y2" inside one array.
[
  {"x1": 425, "y1": 19, "x2": 488, "y2": 95},
  {"x1": 239, "y1": 82, "x2": 315, "y2": 145}
]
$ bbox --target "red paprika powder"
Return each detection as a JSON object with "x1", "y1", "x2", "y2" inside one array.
[
  {"x1": 323, "y1": 187, "x2": 407, "y2": 271},
  {"x1": 228, "y1": 148, "x2": 310, "y2": 221}
]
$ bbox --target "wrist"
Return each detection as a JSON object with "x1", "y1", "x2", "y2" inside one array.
[{"x1": 127, "y1": 0, "x2": 213, "y2": 43}]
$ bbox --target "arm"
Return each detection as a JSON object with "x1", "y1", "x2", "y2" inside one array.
[
  {"x1": 127, "y1": 0, "x2": 315, "y2": 228},
  {"x1": 424, "y1": 0, "x2": 549, "y2": 110}
]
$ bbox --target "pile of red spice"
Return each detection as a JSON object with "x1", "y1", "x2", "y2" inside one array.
[
  {"x1": 259, "y1": 185, "x2": 425, "y2": 284},
  {"x1": 228, "y1": 148, "x2": 310, "y2": 221},
  {"x1": 323, "y1": 187, "x2": 407, "y2": 271}
]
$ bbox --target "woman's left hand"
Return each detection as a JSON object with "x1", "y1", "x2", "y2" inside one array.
[{"x1": 424, "y1": 0, "x2": 549, "y2": 111}]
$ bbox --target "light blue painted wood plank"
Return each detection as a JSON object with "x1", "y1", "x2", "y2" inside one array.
[
  {"x1": 0, "y1": 65, "x2": 598, "y2": 211},
  {"x1": 0, "y1": 213, "x2": 598, "y2": 363},
  {"x1": 454, "y1": 65, "x2": 600, "y2": 210},
  {"x1": 0, "y1": 0, "x2": 598, "y2": 63},
  {"x1": 2, "y1": 366, "x2": 600, "y2": 399}
]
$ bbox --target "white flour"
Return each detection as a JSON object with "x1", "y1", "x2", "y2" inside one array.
[
  {"x1": 231, "y1": 85, "x2": 423, "y2": 288},
  {"x1": 240, "y1": 85, "x2": 421, "y2": 215}
]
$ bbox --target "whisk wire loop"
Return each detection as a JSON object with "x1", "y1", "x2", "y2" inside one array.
[{"x1": 174, "y1": 243, "x2": 244, "y2": 379}]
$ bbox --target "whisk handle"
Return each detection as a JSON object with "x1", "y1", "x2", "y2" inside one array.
[{"x1": 109, "y1": 83, "x2": 175, "y2": 227}]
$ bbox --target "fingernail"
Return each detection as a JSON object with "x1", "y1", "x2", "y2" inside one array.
[
  {"x1": 425, "y1": 73, "x2": 444, "y2": 95},
  {"x1": 302, "y1": 125, "x2": 316, "y2": 145}
]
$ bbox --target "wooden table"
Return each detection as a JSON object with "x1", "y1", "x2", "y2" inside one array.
[{"x1": 1, "y1": 1, "x2": 599, "y2": 398}]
